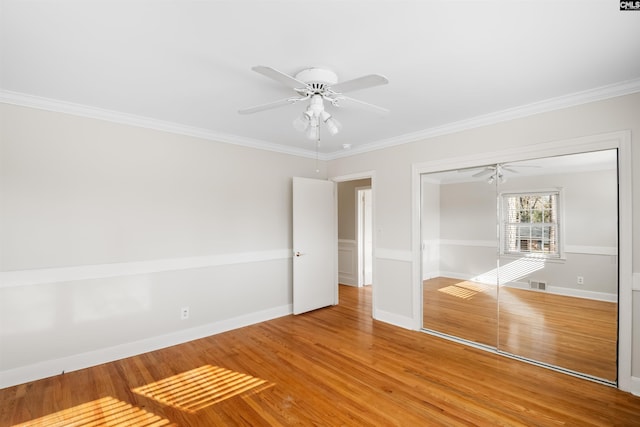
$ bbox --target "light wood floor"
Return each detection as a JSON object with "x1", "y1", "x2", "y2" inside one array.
[
  {"x1": 423, "y1": 277, "x2": 618, "y2": 381},
  {"x1": 2, "y1": 285, "x2": 639, "y2": 426}
]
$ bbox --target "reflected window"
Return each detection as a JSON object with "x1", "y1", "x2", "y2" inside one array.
[{"x1": 501, "y1": 190, "x2": 561, "y2": 258}]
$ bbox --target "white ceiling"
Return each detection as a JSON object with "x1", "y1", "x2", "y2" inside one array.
[{"x1": 2, "y1": 1, "x2": 640, "y2": 159}]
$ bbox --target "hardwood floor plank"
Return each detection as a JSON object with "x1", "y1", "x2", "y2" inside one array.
[
  {"x1": 1, "y1": 285, "x2": 639, "y2": 426},
  {"x1": 424, "y1": 277, "x2": 618, "y2": 380}
]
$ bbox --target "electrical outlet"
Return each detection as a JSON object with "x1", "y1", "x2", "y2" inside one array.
[
  {"x1": 181, "y1": 306, "x2": 190, "y2": 320},
  {"x1": 577, "y1": 276, "x2": 584, "y2": 285}
]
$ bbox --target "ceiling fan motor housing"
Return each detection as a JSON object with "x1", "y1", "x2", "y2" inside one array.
[{"x1": 295, "y1": 68, "x2": 338, "y2": 92}]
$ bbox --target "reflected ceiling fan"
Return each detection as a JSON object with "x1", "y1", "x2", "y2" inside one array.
[
  {"x1": 238, "y1": 66, "x2": 389, "y2": 140},
  {"x1": 464, "y1": 163, "x2": 540, "y2": 183}
]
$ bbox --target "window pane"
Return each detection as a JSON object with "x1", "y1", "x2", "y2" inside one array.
[
  {"x1": 532, "y1": 209, "x2": 543, "y2": 222},
  {"x1": 531, "y1": 239, "x2": 542, "y2": 252},
  {"x1": 503, "y1": 191, "x2": 560, "y2": 257},
  {"x1": 531, "y1": 226, "x2": 542, "y2": 238}
]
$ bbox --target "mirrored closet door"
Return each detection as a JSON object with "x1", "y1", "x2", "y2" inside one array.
[
  {"x1": 421, "y1": 165, "x2": 499, "y2": 348},
  {"x1": 421, "y1": 149, "x2": 619, "y2": 384}
]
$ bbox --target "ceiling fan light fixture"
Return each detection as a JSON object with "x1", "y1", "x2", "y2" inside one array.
[
  {"x1": 306, "y1": 124, "x2": 319, "y2": 140},
  {"x1": 487, "y1": 173, "x2": 506, "y2": 184},
  {"x1": 309, "y1": 94, "x2": 324, "y2": 114},
  {"x1": 324, "y1": 115, "x2": 342, "y2": 136},
  {"x1": 292, "y1": 112, "x2": 311, "y2": 132},
  {"x1": 320, "y1": 110, "x2": 342, "y2": 136}
]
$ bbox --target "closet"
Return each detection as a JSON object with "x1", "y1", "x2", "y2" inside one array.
[{"x1": 420, "y1": 149, "x2": 618, "y2": 383}]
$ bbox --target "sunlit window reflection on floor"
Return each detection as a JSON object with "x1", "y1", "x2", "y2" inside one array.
[
  {"x1": 11, "y1": 396, "x2": 175, "y2": 427},
  {"x1": 438, "y1": 281, "x2": 489, "y2": 299},
  {"x1": 133, "y1": 365, "x2": 271, "y2": 414}
]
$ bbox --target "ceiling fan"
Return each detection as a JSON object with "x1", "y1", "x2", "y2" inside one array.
[
  {"x1": 238, "y1": 66, "x2": 389, "y2": 140},
  {"x1": 464, "y1": 163, "x2": 540, "y2": 183}
]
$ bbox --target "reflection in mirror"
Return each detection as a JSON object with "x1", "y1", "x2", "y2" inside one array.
[
  {"x1": 421, "y1": 165, "x2": 498, "y2": 348},
  {"x1": 496, "y1": 150, "x2": 618, "y2": 382},
  {"x1": 420, "y1": 149, "x2": 618, "y2": 384}
]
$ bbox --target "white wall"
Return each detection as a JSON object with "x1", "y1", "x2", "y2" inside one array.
[
  {"x1": 436, "y1": 179, "x2": 498, "y2": 283},
  {"x1": 0, "y1": 104, "x2": 325, "y2": 387},
  {"x1": 327, "y1": 92, "x2": 640, "y2": 387},
  {"x1": 338, "y1": 179, "x2": 371, "y2": 241}
]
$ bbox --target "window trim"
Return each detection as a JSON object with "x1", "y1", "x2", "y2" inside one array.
[{"x1": 499, "y1": 188, "x2": 565, "y2": 260}]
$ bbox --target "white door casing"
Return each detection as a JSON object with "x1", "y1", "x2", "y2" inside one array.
[{"x1": 357, "y1": 187, "x2": 373, "y2": 286}]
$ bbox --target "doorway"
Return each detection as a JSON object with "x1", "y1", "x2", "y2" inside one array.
[{"x1": 335, "y1": 173, "x2": 375, "y2": 315}]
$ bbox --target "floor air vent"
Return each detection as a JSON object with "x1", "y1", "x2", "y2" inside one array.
[{"x1": 529, "y1": 280, "x2": 547, "y2": 291}]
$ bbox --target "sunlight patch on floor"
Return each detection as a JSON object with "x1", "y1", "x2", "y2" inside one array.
[
  {"x1": 438, "y1": 282, "x2": 485, "y2": 299},
  {"x1": 11, "y1": 396, "x2": 175, "y2": 427},
  {"x1": 133, "y1": 365, "x2": 271, "y2": 414}
]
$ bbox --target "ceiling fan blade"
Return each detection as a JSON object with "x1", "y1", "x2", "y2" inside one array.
[
  {"x1": 251, "y1": 65, "x2": 307, "y2": 89},
  {"x1": 457, "y1": 166, "x2": 486, "y2": 173},
  {"x1": 330, "y1": 74, "x2": 389, "y2": 94},
  {"x1": 503, "y1": 163, "x2": 540, "y2": 168},
  {"x1": 501, "y1": 166, "x2": 520, "y2": 174},
  {"x1": 472, "y1": 169, "x2": 494, "y2": 178},
  {"x1": 338, "y1": 96, "x2": 389, "y2": 115},
  {"x1": 238, "y1": 97, "x2": 300, "y2": 115}
]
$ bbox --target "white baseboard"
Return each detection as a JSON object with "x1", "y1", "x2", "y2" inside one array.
[
  {"x1": 340, "y1": 283, "x2": 359, "y2": 287},
  {"x1": 0, "y1": 304, "x2": 291, "y2": 389},
  {"x1": 374, "y1": 309, "x2": 414, "y2": 330},
  {"x1": 421, "y1": 270, "x2": 440, "y2": 281},
  {"x1": 338, "y1": 276, "x2": 358, "y2": 286},
  {"x1": 501, "y1": 280, "x2": 617, "y2": 302},
  {"x1": 631, "y1": 376, "x2": 640, "y2": 397},
  {"x1": 545, "y1": 285, "x2": 617, "y2": 302},
  {"x1": 427, "y1": 272, "x2": 617, "y2": 302}
]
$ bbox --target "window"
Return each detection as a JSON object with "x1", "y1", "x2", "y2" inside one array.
[{"x1": 501, "y1": 190, "x2": 561, "y2": 258}]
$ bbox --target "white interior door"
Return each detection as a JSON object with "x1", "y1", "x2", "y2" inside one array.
[{"x1": 293, "y1": 177, "x2": 337, "y2": 315}]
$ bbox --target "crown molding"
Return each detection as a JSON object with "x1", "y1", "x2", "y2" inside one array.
[
  {"x1": 327, "y1": 77, "x2": 640, "y2": 160},
  {"x1": 3, "y1": 77, "x2": 639, "y2": 162},
  {"x1": 0, "y1": 90, "x2": 328, "y2": 161}
]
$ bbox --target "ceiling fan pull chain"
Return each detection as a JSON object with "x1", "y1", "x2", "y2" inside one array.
[{"x1": 315, "y1": 126, "x2": 321, "y2": 173}]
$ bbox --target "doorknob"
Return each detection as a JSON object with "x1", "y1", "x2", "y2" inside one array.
[{"x1": 294, "y1": 251, "x2": 304, "y2": 257}]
